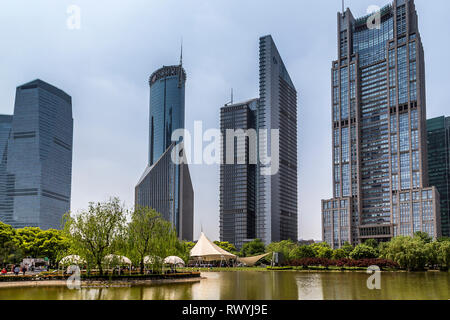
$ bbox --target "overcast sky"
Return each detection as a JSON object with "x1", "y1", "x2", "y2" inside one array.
[{"x1": 1, "y1": 0, "x2": 449, "y2": 241}]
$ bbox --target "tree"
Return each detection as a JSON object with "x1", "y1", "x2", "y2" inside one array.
[
  {"x1": 364, "y1": 239, "x2": 379, "y2": 249},
  {"x1": 62, "y1": 198, "x2": 126, "y2": 275},
  {"x1": 414, "y1": 231, "x2": 432, "y2": 244},
  {"x1": 341, "y1": 242, "x2": 354, "y2": 258},
  {"x1": 240, "y1": 239, "x2": 266, "y2": 257},
  {"x1": 380, "y1": 236, "x2": 428, "y2": 271},
  {"x1": 435, "y1": 240, "x2": 450, "y2": 270},
  {"x1": 349, "y1": 244, "x2": 378, "y2": 260},
  {"x1": 332, "y1": 248, "x2": 347, "y2": 260},
  {"x1": 289, "y1": 245, "x2": 315, "y2": 260},
  {"x1": 15, "y1": 227, "x2": 69, "y2": 264},
  {"x1": 266, "y1": 240, "x2": 297, "y2": 261},
  {"x1": 310, "y1": 242, "x2": 333, "y2": 259},
  {"x1": 0, "y1": 222, "x2": 23, "y2": 266},
  {"x1": 126, "y1": 206, "x2": 180, "y2": 274},
  {"x1": 213, "y1": 241, "x2": 238, "y2": 255}
]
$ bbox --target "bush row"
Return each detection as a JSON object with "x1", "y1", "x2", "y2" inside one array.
[{"x1": 287, "y1": 258, "x2": 399, "y2": 269}]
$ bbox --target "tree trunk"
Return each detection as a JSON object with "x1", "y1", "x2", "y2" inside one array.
[{"x1": 140, "y1": 260, "x2": 144, "y2": 275}]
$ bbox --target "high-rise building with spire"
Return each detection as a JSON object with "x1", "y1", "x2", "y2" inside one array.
[
  {"x1": 135, "y1": 49, "x2": 194, "y2": 241},
  {"x1": 322, "y1": 0, "x2": 441, "y2": 248}
]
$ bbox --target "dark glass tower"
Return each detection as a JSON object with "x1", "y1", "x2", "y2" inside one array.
[
  {"x1": 258, "y1": 35, "x2": 298, "y2": 244},
  {"x1": 322, "y1": 0, "x2": 440, "y2": 248},
  {"x1": 0, "y1": 79, "x2": 73, "y2": 229},
  {"x1": 136, "y1": 60, "x2": 194, "y2": 241},
  {"x1": 220, "y1": 99, "x2": 258, "y2": 249},
  {"x1": 427, "y1": 116, "x2": 450, "y2": 237}
]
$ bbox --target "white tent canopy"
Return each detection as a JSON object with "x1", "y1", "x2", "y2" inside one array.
[
  {"x1": 190, "y1": 232, "x2": 237, "y2": 262},
  {"x1": 163, "y1": 256, "x2": 185, "y2": 266},
  {"x1": 59, "y1": 255, "x2": 86, "y2": 265},
  {"x1": 237, "y1": 253, "x2": 272, "y2": 267}
]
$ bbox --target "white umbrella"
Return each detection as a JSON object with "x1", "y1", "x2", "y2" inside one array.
[
  {"x1": 103, "y1": 254, "x2": 132, "y2": 265},
  {"x1": 59, "y1": 255, "x2": 86, "y2": 265},
  {"x1": 163, "y1": 256, "x2": 185, "y2": 267}
]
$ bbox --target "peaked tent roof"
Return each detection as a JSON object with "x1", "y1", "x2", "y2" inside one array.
[{"x1": 190, "y1": 232, "x2": 237, "y2": 261}]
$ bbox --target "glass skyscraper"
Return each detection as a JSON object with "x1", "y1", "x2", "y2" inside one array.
[
  {"x1": 135, "y1": 61, "x2": 194, "y2": 241},
  {"x1": 0, "y1": 79, "x2": 73, "y2": 229},
  {"x1": 258, "y1": 35, "x2": 298, "y2": 244},
  {"x1": 219, "y1": 35, "x2": 298, "y2": 247},
  {"x1": 322, "y1": 0, "x2": 440, "y2": 248},
  {"x1": 220, "y1": 99, "x2": 258, "y2": 249},
  {"x1": 427, "y1": 116, "x2": 450, "y2": 237}
]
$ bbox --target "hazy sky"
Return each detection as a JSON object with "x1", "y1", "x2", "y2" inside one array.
[{"x1": 1, "y1": 0, "x2": 449, "y2": 241}]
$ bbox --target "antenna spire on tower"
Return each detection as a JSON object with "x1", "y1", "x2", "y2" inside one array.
[{"x1": 178, "y1": 38, "x2": 184, "y2": 88}]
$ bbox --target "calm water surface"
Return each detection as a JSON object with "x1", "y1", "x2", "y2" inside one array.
[{"x1": 0, "y1": 271, "x2": 448, "y2": 300}]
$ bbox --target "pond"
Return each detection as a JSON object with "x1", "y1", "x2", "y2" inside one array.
[{"x1": 0, "y1": 271, "x2": 448, "y2": 300}]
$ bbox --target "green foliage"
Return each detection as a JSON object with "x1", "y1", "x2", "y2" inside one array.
[
  {"x1": 363, "y1": 239, "x2": 379, "y2": 249},
  {"x1": 349, "y1": 244, "x2": 378, "y2": 260},
  {"x1": 240, "y1": 239, "x2": 266, "y2": 257},
  {"x1": 125, "y1": 206, "x2": 180, "y2": 273},
  {"x1": 213, "y1": 241, "x2": 238, "y2": 255},
  {"x1": 0, "y1": 222, "x2": 23, "y2": 266},
  {"x1": 435, "y1": 240, "x2": 450, "y2": 270},
  {"x1": 310, "y1": 242, "x2": 333, "y2": 259},
  {"x1": 289, "y1": 245, "x2": 315, "y2": 260},
  {"x1": 266, "y1": 240, "x2": 296, "y2": 261},
  {"x1": 341, "y1": 242, "x2": 354, "y2": 258},
  {"x1": 332, "y1": 248, "x2": 347, "y2": 260},
  {"x1": 62, "y1": 197, "x2": 126, "y2": 275},
  {"x1": 414, "y1": 231, "x2": 432, "y2": 244},
  {"x1": 379, "y1": 236, "x2": 429, "y2": 271},
  {"x1": 15, "y1": 228, "x2": 69, "y2": 264}
]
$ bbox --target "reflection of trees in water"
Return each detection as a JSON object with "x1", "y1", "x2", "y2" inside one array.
[{"x1": 217, "y1": 271, "x2": 299, "y2": 300}]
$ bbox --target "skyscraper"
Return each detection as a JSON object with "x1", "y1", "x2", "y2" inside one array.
[
  {"x1": 135, "y1": 58, "x2": 194, "y2": 241},
  {"x1": 220, "y1": 99, "x2": 258, "y2": 249},
  {"x1": 427, "y1": 116, "x2": 450, "y2": 237},
  {"x1": 322, "y1": 0, "x2": 441, "y2": 248},
  {"x1": 0, "y1": 79, "x2": 73, "y2": 229},
  {"x1": 219, "y1": 36, "x2": 298, "y2": 247},
  {"x1": 258, "y1": 35, "x2": 298, "y2": 244}
]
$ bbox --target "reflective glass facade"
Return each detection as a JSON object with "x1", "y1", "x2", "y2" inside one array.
[
  {"x1": 0, "y1": 80, "x2": 73, "y2": 229},
  {"x1": 220, "y1": 99, "x2": 258, "y2": 249},
  {"x1": 258, "y1": 35, "x2": 298, "y2": 244},
  {"x1": 322, "y1": 0, "x2": 440, "y2": 248},
  {"x1": 427, "y1": 116, "x2": 450, "y2": 237},
  {"x1": 136, "y1": 64, "x2": 193, "y2": 241}
]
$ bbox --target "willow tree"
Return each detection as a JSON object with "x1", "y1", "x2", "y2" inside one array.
[
  {"x1": 126, "y1": 206, "x2": 179, "y2": 274},
  {"x1": 62, "y1": 197, "x2": 126, "y2": 275}
]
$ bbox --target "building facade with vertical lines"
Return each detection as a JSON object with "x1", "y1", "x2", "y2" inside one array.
[
  {"x1": 427, "y1": 116, "x2": 450, "y2": 237},
  {"x1": 322, "y1": 0, "x2": 440, "y2": 248},
  {"x1": 0, "y1": 79, "x2": 73, "y2": 229},
  {"x1": 220, "y1": 99, "x2": 258, "y2": 249},
  {"x1": 258, "y1": 35, "x2": 298, "y2": 244},
  {"x1": 135, "y1": 63, "x2": 194, "y2": 241}
]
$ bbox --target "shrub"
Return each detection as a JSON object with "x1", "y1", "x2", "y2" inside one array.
[{"x1": 349, "y1": 244, "x2": 378, "y2": 260}]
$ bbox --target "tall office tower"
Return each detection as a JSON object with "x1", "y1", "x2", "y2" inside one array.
[
  {"x1": 0, "y1": 115, "x2": 13, "y2": 226},
  {"x1": 427, "y1": 116, "x2": 450, "y2": 237},
  {"x1": 322, "y1": 0, "x2": 440, "y2": 248},
  {"x1": 0, "y1": 79, "x2": 73, "y2": 229},
  {"x1": 219, "y1": 99, "x2": 258, "y2": 249},
  {"x1": 258, "y1": 35, "x2": 298, "y2": 244},
  {"x1": 135, "y1": 59, "x2": 194, "y2": 241}
]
